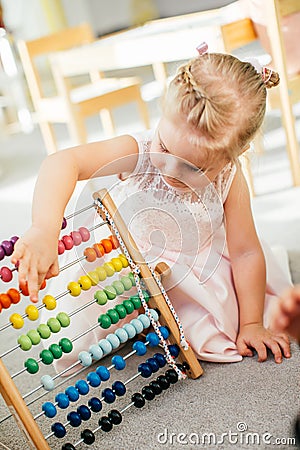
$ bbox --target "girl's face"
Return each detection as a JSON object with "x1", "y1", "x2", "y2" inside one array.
[{"x1": 150, "y1": 117, "x2": 227, "y2": 190}]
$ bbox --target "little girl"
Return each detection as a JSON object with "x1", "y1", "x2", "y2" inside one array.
[{"x1": 12, "y1": 45, "x2": 292, "y2": 366}]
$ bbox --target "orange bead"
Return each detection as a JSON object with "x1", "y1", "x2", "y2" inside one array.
[
  {"x1": 19, "y1": 281, "x2": 29, "y2": 296},
  {"x1": 109, "y1": 235, "x2": 120, "y2": 249},
  {"x1": 84, "y1": 247, "x2": 97, "y2": 262},
  {"x1": 93, "y1": 243, "x2": 105, "y2": 258},
  {"x1": 40, "y1": 279, "x2": 47, "y2": 290},
  {"x1": 0, "y1": 293, "x2": 11, "y2": 309},
  {"x1": 7, "y1": 288, "x2": 21, "y2": 304},
  {"x1": 101, "y1": 238, "x2": 113, "y2": 253}
]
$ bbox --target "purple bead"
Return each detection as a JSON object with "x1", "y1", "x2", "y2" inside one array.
[
  {"x1": 0, "y1": 246, "x2": 5, "y2": 261},
  {"x1": 61, "y1": 217, "x2": 67, "y2": 230},
  {"x1": 10, "y1": 236, "x2": 19, "y2": 245},
  {"x1": 1, "y1": 240, "x2": 13, "y2": 256}
]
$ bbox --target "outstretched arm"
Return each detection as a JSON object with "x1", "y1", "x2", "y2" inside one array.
[
  {"x1": 11, "y1": 135, "x2": 138, "y2": 302},
  {"x1": 224, "y1": 167, "x2": 290, "y2": 363}
]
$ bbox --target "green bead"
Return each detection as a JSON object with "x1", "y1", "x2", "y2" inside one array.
[
  {"x1": 120, "y1": 276, "x2": 132, "y2": 290},
  {"x1": 107, "y1": 309, "x2": 119, "y2": 324},
  {"x1": 123, "y1": 300, "x2": 134, "y2": 315},
  {"x1": 142, "y1": 290, "x2": 150, "y2": 302},
  {"x1": 49, "y1": 343, "x2": 63, "y2": 359},
  {"x1": 103, "y1": 285, "x2": 117, "y2": 300},
  {"x1": 47, "y1": 318, "x2": 61, "y2": 333},
  {"x1": 18, "y1": 334, "x2": 32, "y2": 351},
  {"x1": 130, "y1": 295, "x2": 142, "y2": 310},
  {"x1": 56, "y1": 312, "x2": 70, "y2": 328},
  {"x1": 128, "y1": 272, "x2": 136, "y2": 286},
  {"x1": 26, "y1": 329, "x2": 41, "y2": 345},
  {"x1": 40, "y1": 349, "x2": 54, "y2": 365},
  {"x1": 114, "y1": 304, "x2": 127, "y2": 319},
  {"x1": 94, "y1": 290, "x2": 108, "y2": 306},
  {"x1": 98, "y1": 314, "x2": 112, "y2": 329},
  {"x1": 112, "y1": 280, "x2": 125, "y2": 295},
  {"x1": 25, "y1": 358, "x2": 39, "y2": 374},
  {"x1": 37, "y1": 324, "x2": 51, "y2": 339},
  {"x1": 59, "y1": 338, "x2": 73, "y2": 353}
]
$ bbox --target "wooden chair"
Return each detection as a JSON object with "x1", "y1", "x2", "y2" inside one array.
[{"x1": 17, "y1": 24, "x2": 150, "y2": 154}]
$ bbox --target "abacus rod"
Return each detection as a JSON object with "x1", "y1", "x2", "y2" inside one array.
[
  {"x1": 59, "y1": 255, "x2": 86, "y2": 272},
  {"x1": 0, "y1": 344, "x2": 20, "y2": 359},
  {"x1": 65, "y1": 203, "x2": 95, "y2": 219}
]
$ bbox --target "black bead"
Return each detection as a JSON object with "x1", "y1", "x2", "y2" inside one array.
[
  {"x1": 149, "y1": 380, "x2": 163, "y2": 395},
  {"x1": 61, "y1": 444, "x2": 76, "y2": 450},
  {"x1": 81, "y1": 429, "x2": 95, "y2": 445},
  {"x1": 99, "y1": 416, "x2": 113, "y2": 432},
  {"x1": 294, "y1": 414, "x2": 300, "y2": 447},
  {"x1": 165, "y1": 368, "x2": 179, "y2": 384},
  {"x1": 142, "y1": 385, "x2": 155, "y2": 401},
  {"x1": 108, "y1": 409, "x2": 122, "y2": 425},
  {"x1": 156, "y1": 375, "x2": 170, "y2": 390},
  {"x1": 132, "y1": 392, "x2": 145, "y2": 408}
]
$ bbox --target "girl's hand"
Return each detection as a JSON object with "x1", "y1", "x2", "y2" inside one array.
[
  {"x1": 11, "y1": 227, "x2": 59, "y2": 303},
  {"x1": 236, "y1": 323, "x2": 291, "y2": 364},
  {"x1": 270, "y1": 287, "x2": 300, "y2": 341}
]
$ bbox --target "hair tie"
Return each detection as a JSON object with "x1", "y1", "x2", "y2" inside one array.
[
  {"x1": 196, "y1": 42, "x2": 208, "y2": 56},
  {"x1": 262, "y1": 66, "x2": 273, "y2": 84}
]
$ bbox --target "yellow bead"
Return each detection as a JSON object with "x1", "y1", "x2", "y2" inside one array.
[
  {"x1": 110, "y1": 257, "x2": 123, "y2": 272},
  {"x1": 42, "y1": 295, "x2": 57, "y2": 310},
  {"x1": 68, "y1": 281, "x2": 81, "y2": 297},
  {"x1": 118, "y1": 254, "x2": 129, "y2": 268},
  {"x1": 10, "y1": 313, "x2": 24, "y2": 329},
  {"x1": 87, "y1": 271, "x2": 99, "y2": 286},
  {"x1": 103, "y1": 262, "x2": 115, "y2": 277},
  {"x1": 78, "y1": 275, "x2": 92, "y2": 291},
  {"x1": 95, "y1": 266, "x2": 107, "y2": 281},
  {"x1": 25, "y1": 305, "x2": 39, "y2": 321}
]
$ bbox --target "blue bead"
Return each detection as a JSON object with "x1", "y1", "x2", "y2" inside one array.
[
  {"x1": 146, "y1": 357, "x2": 160, "y2": 373},
  {"x1": 41, "y1": 374, "x2": 55, "y2": 391},
  {"x1": 77, "y1": 405, "x2": 91, "y2": 421},
  {"x1": 123, "y1": 323, "x2": 136, "y2": 339},
  {"x1": 112, "y1": 381, "x2": 126, "y2": 396},
  {"x1": 42, "y1": 402, "x2": 57, "y2": 418},
  {"x1": 130, "y1": 318, "x2": 143, "y2": 334},
  {"x1": 89, "y1": 344, "x2": 103, "y2": 360},
  {"x1": 138, "y1": 362, "x2": 152, "y2": 378},
  {"x1": 88, "y1": 397, "x2": 102, "y2": 413},
  {"x1": 67, "y1": 411, "x2": 81, "y2": 427},
  {"x1": 65, "y1": 386, "x2": 80, "y2": 402},
  {"x1": 137, "y1": 313, "x2": 150, "y2": 329},
  {"x1": 98, "y1": 338, "x2": 112, "y2": 355},
  {"x1": 149, "y1": 309, "x2": 159, "y2": 322},
  {"x1": 168, "y1": 344, "x2": 180, "y2": 358},
  {"x1": 132, "y1": 341, "x2": 147, "y2": 356},
  {"x1": 153, "y1": 353, "x2": 166, "y2": 368},
  {"x1": 78, "y1": 351, "x2": 93, "y2": 367},
  {"x1": 55, "y1": 393, "x2": 69, "y2": 409},
  {"x1": 111, "y1": 355, "x2": 126, "y2": 370},
  {"x1": 159, "y1": 326, "x2": 169, "y2": 339},
  {"x1": 106, "y1": 333, "x2": 120, "y2": 349},
  {"x1": 75, "y1": 380, "x2": 89, "y2": 395},
  {"x1": 102, "y1": 387, "x2": 116, "y2": 404},
  {"x1": 96, "y1": 366, "x2": 110, "y2": 381},
  {"x1": 87, "y1": 372, "x2": 101, "y2": 387},
  {"x1": 114, "y1": 328, "x2": 128, "y2": 343},
  {"x1": 51, "y1": 422, "x2": 66, "y2": 438},
  {"x1": 146, "y1": 332, "x2": 160, "y2": 347}
]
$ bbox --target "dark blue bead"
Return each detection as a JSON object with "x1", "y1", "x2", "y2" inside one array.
[
  {"x1": 112, "y1": 381, "x2": 126, "y2": 396},
  {"x1": 102, "y1": 387, "x2": 116, "y2": 404},
  {"x1": 138, "y1": 362, "x2": 152, "y2": 378},
  {"x1": 67, "y1": 411, "x2": 81, "y2": 427},
  {"x1": 87, "y1": 372, "x2": 101, "y2": 387},
  {"x1": 65, "y1": 386, "x2": 80, "y2": 402},
  {"x1": 42, "y1": 402, "x2": 57, "y2": 418},
  {"x1": 168, "y1": 344, "x2": 180, "y2": 358},
  {"x1": 51, "y1": 422, "x2": 66, "y2": 438},
  {"x1": 159, "y1": 326, "x2": 170, "y2": 339},
  {"x1": 146, "y1": 357, "x2": 159, "y2": 373},
  {"x1": 77, "y1": 405, "x2": 91, "y2": 421},
  {"x1": 88, "y1": 397, "x2": 102, "y2": 413},
  {"x1": 75, "y1": 380, "x2": 89, "y2": 395},
  {"x1": 55, "y1": 393, "x2": 70, "y2": 409},
  {"x1": 96, "y1": 366, "x2": 110, "y2": 381},
  {"x1": 61, "y1": 444, "x2": 76, "y2": 450},
  {"x1": 153, "y1": 353, "x2": 166, "y2": 368}
]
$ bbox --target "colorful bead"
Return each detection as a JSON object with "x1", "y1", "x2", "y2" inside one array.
[
  {"x1": 112, "y1": 380, "x2": 126, "y2": 396},
  {"x1": 96, "y1": 366, "x2": 110, "y2": 381},
  {"x1": 149, "y1": 380, "x2": 163, "y2": 395},
  {"x1": 98, "y1": 416, "x2": 112, "y2": 432},
  {"x1": 114, "y1": 304, "x2": 127, "y2": 319},
  {"x1": 24, "y1": 358, "x2": 39, "y2": 374},
  {"x1": 78, "y1": 351, "x2": 92, "y2": 367},
  {"x1": 166, "y1": 368, "x2": 179, "y2": 384},
  {"x1": 120, "y1": 276, "x2": 132, "y2": 290},
  {"x1": 95, "y1": 266, "x2": 107, "y2": 281},
  {"x1": 55, "y1": 393, "x2": 69, "y2": 409},
  {"x1": 102, "y1": 388, "x2": 115, "y2": 404},
  {"x1": 70, "y1": 231, "x2": 82, "y2": 246},
  {"x1": 109, "y1": 235, "x2": 119, "y2": 249},
  {"x1": 94, "y1": 290, "x2": 107, "y2": 306},
  {"x1": 25, "y1": 305, "x2": 39, "y2": 321},
  {"x1": 130, "y1": 318, "x2": 143, "y2": 334},
  {"x1": 93, "y1": 243, "x2": 105, "y2": 258},
  {"x1": 42, "y1": 402, "x2": 57, "y2": 418},
  {"x1": 157, "y1": 375, "x2": 170, "y2": 390},
  {"x1": 0, "y1": 267, "x2": 13, "y2": 282},
  {"x1": 98, "y1": 338, "x2": 112, "y2": 355},
  {"x1": 98, "y1": 314, "x2": 111, "y2": 329},
  {"x1": 65, "y1": 386, "x2": 79, "y2": 402},
  {"x1": 56, "y1": 312, "x2": 70, "y2": 327},
  {"x1": 51, "y1": 422, "x2": 66, "y2": 438},
  {"x1": 67, "y1": 411, "x2": 81, "y2": 427},
  {"x1": 142, "y1": 385, "x2": 155, "y2": 401},
  {"x1": 106, "y1": 333, "x2": 120, "y2": 349},
  {"x1": 132, "y1": 392, "x2": 145, "y2": 408},
  {"x1": 49, "y1": 343, "x2": 63, "y2": 359},
  {"x1": 9, "y1": 313, "x2": 24, "y2": 329},
  {"x1": 159, "y1": 326, "x2": 169, "y2": 339},
  {"x1": 150, "y1": 308, "x2": 159, "y2": 322},
  {"x1": 78, "y1": 275, "x2": 92, "y2": 291},
  {"x1": 75, "y1": 380, "x2": 89, "y2": 395},
  {"x1": 103, "y1": 262, "x2": 115, "y2": 277},
  {"x1": 138, "y1": 314, "x2": 151, "y2": 329},
  {"x1": 146, "y1": 357, "x2": 160, "y2": 373},
  {"x1": 42, "y1": 294, "x2": 57, "y2": 310},
  {"x1": 89, "y1": 344, "x2": 103, "y2": 361},
  {"x1": 119, "y1": 254, "x2": 129, "y2": 268},
  {"x1": 146, "y1": 332, "x2": 160, "y2": 347},
  {"x1": 81, "y1": 429, "x2": 95, "y2": 445},
  {"x1": 40, "y1": 349, "x2": 54, "y2": 365},
  {"x1": 153, "y1": 353, "x2": 166, "y2": 368},
  {"x1": 107, "y1": 309, "x2": 119, "y2": 324},
  {"x1": 78, "y1": 227, "x2": 90, "y2": 242},
  {"x1": 77, "y1": 405, "x2": 91, "y2": 421},
  {"x1": 62, "y1": 235, "x2": 74, "y2": 250},
  {"x1": 57, "y1": 240, "x2": 65, "y2": 255},
  {"x1": 88, "y1": 397, "x2": 102, "y2": 412},
  {"x1": 114, "y1": 328, "x2": 128, "y2": 344},
  {"x1": 108, "y1": 409, "x2": 122, "y2": 425},
  {"x1": 27, "y1": 329, "x2": 41, "y2": 345},
  {"x1": 84, "y1": 247, "x2": 97, "y2": 262},
  {"x1": 41, "y1": 374, "x2": 55, "y2": 391},
  {"x1": 1, "y1": 240, "x2": 13, "y2": 256},
  {"x1": 103, "y1": 285, "x2": 117, "y2": 300},
  {"x1": 133, "y1": 341, "x2": 147, "y2": 356},
  {"x1": 37, "y1": 324, "x2": 51, "y2": 339},
  {"x1": 111, "y1": 355, "x2": 126, "y2": 370},
  {"x1": 19, "y1": 281, "x2": 29, "y2": 296},
  {"x1": 7, "y1": 288, "x2": 21, "y2": 304},
  {"x1": 127, "y1": 272, "x2": 135, "y2": 285},
  {"x1": 123, "y1": 323, "x2": 136, "y2": 339},
  {"x1": 61, "y1": 217, "x2": 67, "y2": 229},
  {"x1": 86, "y1": 372, "x2": 101, "y2": 388},
  {"x1": 0, "y1": 246, "x2": 5, "y2": 261},
  {"x1": 59, "y1": 338, "x2": 73, "y2": 353},
  {"x1": 101, "y1": 238, "x2": 113, "y2": 254},
  {"x1": 168, "y1": 344, "x2": 180, "y2": 358},
  {"x1": 47, "y1": 318, "x2": 61, "y2": 333},
  {"x1": 67, "y1": 281, "x2": 81, "y2": 297},
  {"x1": 87, "y1": 271, "x2": 99, "y2": 285},
  {"x1": 130, "y1": 295, "x2": 142, "y2": 310},
  {"x1": 123, "y1": 300, "x2": 134, "y2": 314},
  {"x1": 110, "y1": 258, "x2": 123, "y2": 272},
  {"x1": 0, "y1": 293, "x2": 11, "y2": 309},
  {"x1": 138, "y1": 362, "x2": 152, "y2": 378},
  {"x1": 18, "y1": 334, "x2": 32, "y2": 351},
  {"x1": 112, "y1": 280, "x2": 124, "y2": 295}
]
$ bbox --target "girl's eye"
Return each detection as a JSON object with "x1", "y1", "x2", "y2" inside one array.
[
  {"x1": 186, "y1": 163, "x2": 200, "y2": 173},
  {"x1": 159, "y1": 143, "x2": 169, "y2": 153}
]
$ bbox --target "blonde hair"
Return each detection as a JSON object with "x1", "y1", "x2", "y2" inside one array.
[{"x1": 163, "y1": 53, "x2": 279, "y2": 164}]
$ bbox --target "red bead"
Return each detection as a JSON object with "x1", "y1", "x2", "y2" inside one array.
[
  {"x1": 58, "y1": 240, "x2": 65, "y2": 255},
  {"x1": 40, "y1": 279, "x2": 47, "y2": 290},
  {"x1": 62, "y1": 235, "x2": 74, "y2": 250},
  {"x1": 0, "y1": 266, "x2": 13, "y2": 282},
  {"x1": 7, "y1": 288, "x2": 21, "y2": 304},
  {"x1": 0, "y1": 293, "x2": 11, "y2": 309},
  {"x1": 101, "y1": 239, "x2": 113, "y2": 253},
  {"x1": 70, "y1": 231, "x2": 82, "y2": 246},
  {"x1": 78, "y1": 227, "x2": 90, "y2": 242},
  {"x1": 93, "y1": 243, "x2": 105, "y2": 258},
  {"x1": 20, "y1": 281, "x2": 29, "y2": 296}
]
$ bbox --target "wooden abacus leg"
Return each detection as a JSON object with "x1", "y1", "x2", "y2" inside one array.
[
  {"x1": 0, "y1": 359, "x2": 50, "y2": 450},
  {"x1": 93, "y1": 189, "x2": 203, "y2": 379}
]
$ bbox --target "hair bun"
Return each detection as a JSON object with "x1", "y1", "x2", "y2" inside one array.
[{"x1": 262, "y1": 67, "x2": 280, "y2": 89}]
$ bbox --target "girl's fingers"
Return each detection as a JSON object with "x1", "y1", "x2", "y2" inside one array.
[{"x1": 236, "y1": 339, "x2": 253, "y2": 357}]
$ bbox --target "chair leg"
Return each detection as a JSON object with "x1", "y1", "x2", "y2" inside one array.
[
  {"x1": 99, "y1": 109, "x2": 116, "y2": 137},
  {"x1": 39, "y1": 122, "x2": 58, "y2": 154},
  {"x1": 136, "y1": 93, "x2": 150, "y2": 129}
]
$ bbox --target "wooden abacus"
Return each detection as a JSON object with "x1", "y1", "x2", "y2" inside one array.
[{"x1": 0, "y1": 189, "x2": 203, "y2": 450}]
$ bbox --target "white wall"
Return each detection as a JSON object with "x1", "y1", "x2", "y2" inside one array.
[{"x1": 2, "y1": 0, "x2": 49, "y2": 39}]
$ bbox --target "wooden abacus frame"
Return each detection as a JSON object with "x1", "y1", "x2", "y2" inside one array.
[{"x1": 0, "y1": 189, "x2": 203, "y2": 450}]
